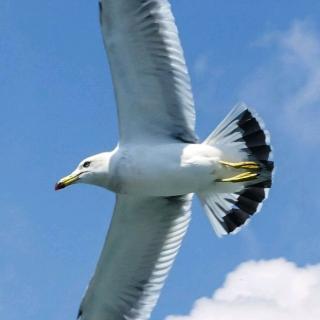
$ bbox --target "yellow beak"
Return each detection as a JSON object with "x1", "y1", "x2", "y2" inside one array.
[{"x1": 55, "y1": 174, "x2": 80, "y2": 191}]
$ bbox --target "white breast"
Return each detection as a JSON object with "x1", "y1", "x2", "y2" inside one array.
[{"x1": 110, "y1": 143, "x2": 222, "y2": 196}]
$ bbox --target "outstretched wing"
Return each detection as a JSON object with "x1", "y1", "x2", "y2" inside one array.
[
  {"x1": 99, "y1": 0, "x2": 197, "y2": 144},
  {"x1": 77, "y1": 194, "x2": 192, "y2": 320}
]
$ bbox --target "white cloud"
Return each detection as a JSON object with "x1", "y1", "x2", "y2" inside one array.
[
  {"x1": 239, "y1": 20, "x2": 320, "y2": 145},
  {"x1": 166, "y1": 259, "x2": 320, "y2": 320}
]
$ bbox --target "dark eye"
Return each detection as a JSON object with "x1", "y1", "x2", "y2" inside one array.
[{"x1": 83, "y1": 161, "x2": 91, "y2": 168}]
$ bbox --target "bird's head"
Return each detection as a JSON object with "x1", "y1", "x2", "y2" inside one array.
[{"x1": 55, "y1": 152, "x2": 112, "y2": 191}]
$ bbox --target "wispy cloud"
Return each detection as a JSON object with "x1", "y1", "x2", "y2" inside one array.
[
  {"x1": 239, "y1": 20, "x2": 320, "y2": 145},
  {"x1": 193, "y1": 54, "x2": 211, "y2": 79},
  {"x1": 166, "y1": 259, "x2": 320, "y2": 320},
  {"x1": 191, "y1": 53, "x2": 225, "y2": 115}
]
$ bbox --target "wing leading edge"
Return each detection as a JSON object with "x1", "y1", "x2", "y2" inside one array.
[
  {"x1": 78, "y1": 194, "x2": 192, "y2": 320},
  {"x1": 99, "y1": 0, "x2": 197, "y2": 144}
]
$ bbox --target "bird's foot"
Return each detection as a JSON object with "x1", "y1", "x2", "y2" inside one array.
[
  {"x1": 219, "y1": 160, "x2": 261, "y2": 170},
  {"x1": 217, "y1": 160, "x2": 261, "y2": 183},
  {"x1": 216, "y1": 171, "x2": 259, "y2": 183}
]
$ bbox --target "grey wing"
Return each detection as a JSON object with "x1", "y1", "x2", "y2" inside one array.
[
  {"x1": 77, "y1": 194, "x2": 192, "y2": 320},
  {"x1": 99, "y1": 0, "x2": 197, "y2": 144}
]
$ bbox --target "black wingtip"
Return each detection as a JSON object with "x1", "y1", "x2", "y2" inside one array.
[
  {"x1": 77, "y1": 309, "x2": 82, "y2": 319},
  {"x1": 98, "y1": 1, "x2": 103, "y2": 24}
]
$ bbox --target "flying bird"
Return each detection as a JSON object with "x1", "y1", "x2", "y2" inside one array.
[{"x1": 55, "y1": 0, "x2": 274, "y2": 319}]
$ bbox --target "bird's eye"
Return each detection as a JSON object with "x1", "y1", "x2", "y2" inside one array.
[{"x1": 83, "y1": 161, "x2": 91, "y2": 168}]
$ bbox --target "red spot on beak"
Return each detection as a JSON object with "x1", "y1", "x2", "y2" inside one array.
[{"x1": 55, "y1": 182, "x2": 65, "y2": 191}]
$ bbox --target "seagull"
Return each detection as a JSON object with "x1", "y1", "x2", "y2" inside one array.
[{"x1": 55, "y1": 1, "x2": 274, "y2": 319}]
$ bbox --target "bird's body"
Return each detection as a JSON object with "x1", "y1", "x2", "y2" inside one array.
[
  {"x1": 55, "y1": 1, "x2": 274, "y2": 319},
  {"x1": 103, "y1": 143, "x2": 221, "y2": 196}
]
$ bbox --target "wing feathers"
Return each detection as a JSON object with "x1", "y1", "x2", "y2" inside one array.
[
  {"x1": 99, "y1": 0, "x2": 197, "y2": 144},
  {"x1": 78, "y1": 194, "x2": 192, "y2": 320}
]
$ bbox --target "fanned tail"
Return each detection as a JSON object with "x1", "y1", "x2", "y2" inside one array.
[{"x1": 199, "y1": 103, "x2": 274, "y2": 236}]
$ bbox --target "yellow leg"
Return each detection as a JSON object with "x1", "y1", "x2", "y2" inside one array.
[
  {"x1": 219, "y1": 160, "x2": 261, "y2": 170},
  {"x1": 217, "y1": 172, "x2": 259, "y2": 183},
  {"x1": 217, "y1": 160, "x2": 261, "y2": 183}
]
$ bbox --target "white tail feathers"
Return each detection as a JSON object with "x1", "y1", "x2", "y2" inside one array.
[{"x1": 199, "y1": 103, "x2": 274, "y2": 236}]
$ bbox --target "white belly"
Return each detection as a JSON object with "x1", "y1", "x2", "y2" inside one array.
[{"x1": 109, "y1": 143, "x2": 222, "y2": 196}]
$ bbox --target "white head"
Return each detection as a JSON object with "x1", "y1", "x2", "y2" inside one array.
[{"x1": 55, "y1": 152, "x2": 112, "y2": 191}]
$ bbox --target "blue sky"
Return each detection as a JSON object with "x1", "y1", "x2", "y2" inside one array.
[{"x1": 1, "y1": 1, "x2": 320, "y2": 319}]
